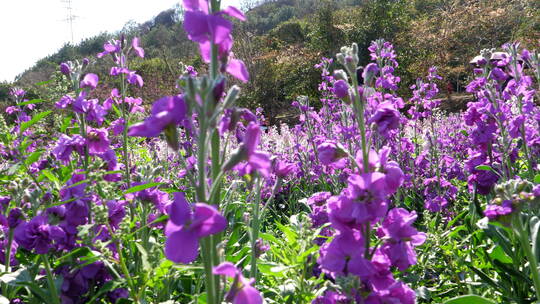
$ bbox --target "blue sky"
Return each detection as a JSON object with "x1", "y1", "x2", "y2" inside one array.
[{"x1": 0, "y1": 0, "x2": 242, "y2": 82}]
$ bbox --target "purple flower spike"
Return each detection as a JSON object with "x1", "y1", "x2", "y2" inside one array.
[
  {"x1": 131, "y1": 37, "x2": 145, "y2": 58},
  {"x1": 165, "y1": 193, "x2": 227, "y2": 264},
  {"x1": 80, "y1": 73, "x2": 99, "y2": 90},
  {"x1": 129, "y1": 95, "x2": 187, "y2": 137},
  {"x1": 213, "y1": 262, "x2": 263, "y2": 304}
]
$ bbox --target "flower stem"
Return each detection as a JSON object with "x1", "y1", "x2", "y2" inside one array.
[
  {"x1": 516, "y1": 215, "x2": 540, "y2": 301},
  {"x1": 350, "y1": 72, "x2": 369, "y2": 172},
  {"x1": 250, "y1": 178, "x2": 263, "y2": 279},
  {"x1": 42, "y1": 254, "x2": 60, "y2": 304},
  {"x1": 2, "y1": 230, "x2": 14, "y2": 295}
]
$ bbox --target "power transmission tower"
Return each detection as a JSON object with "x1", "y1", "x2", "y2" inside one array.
[{"x1": 61, "y1": 0, "x2": 77, "y2": 44}]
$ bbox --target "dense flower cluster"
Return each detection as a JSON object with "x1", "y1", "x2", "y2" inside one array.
[{"x1": 1, "y1": 0, "x2": 539, "y2": 302}]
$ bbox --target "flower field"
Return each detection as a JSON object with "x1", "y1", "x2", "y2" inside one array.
[{"x1": 1, "y1": 0, "x2": 540, "y2": 303}]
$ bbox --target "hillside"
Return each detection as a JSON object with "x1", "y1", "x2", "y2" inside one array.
[{"x1": 4, "y1": 0, "x2": 540, "y2": 122}]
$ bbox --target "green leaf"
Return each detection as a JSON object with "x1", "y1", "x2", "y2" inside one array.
[
  {"x1": 17, "y1": 281, "x2": 50, "y2": 302},
  {"x1": 534, "y1": 174, "x2": 540, "y2": 184},
  {"x1": 17, "y1": 99, "x2": 44, "y2": 106},
  {"x1": 20, "y1": 111, "x2": 52, "y2": 133},
  {"x1": 87, "y1": 280, "x2": 124, "y2": 303},
  {"x1": 275, "y1": 221, "x2": 297, "y2": 244},
  {"x1": 35, "y1": 79, "x2": 52, "y2": 86},
  {"x1": 61, "y1": 116, "x2": 72, "y2": 133},
  {"x1": 475, "y1": 165, "x2": 493, "y2": 171},
  {"x1": 484, "y1": 224, "x2": 514, "y2": 259},
  {"x1": 123, "y1": 182, "x2": 163, "y2": 195},
  {"x1": 41, "y1": 169, "x2": 60, "y2": 186},
  {"x1": 135, "y1": 243, "x2": 151, "y2": 272},
  {"x1": 468, "y1": 266, "x2": 500, "y2": 290},
  {"x1": 488, "y1": 245, "x2": 512, "y2": 264},
  {"x1": 443, "y1": 295, "x2": 496, "y2": 304},
  {"x1": 56, "y1": 247, "x2": 92, "y2": 266},
  {"x1": 531, "y1": 216, "x2": 540, "y2": 262},
  {"x1": 260, "y1": 232, "x2": 280, "y2": 244},
  {"x1": 25, "y1": 150, "x2": 43, "y2": 165},
  {"x1": 257, "y1": 263, "x2": 289, "y2": 277}
]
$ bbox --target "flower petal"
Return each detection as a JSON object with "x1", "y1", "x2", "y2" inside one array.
[
  {"x1": 226, "y1": 58, "x2": 249, "y2": 83},
  {"x1": 165, "y1": 228, "x2": 199, "y2": 263}
]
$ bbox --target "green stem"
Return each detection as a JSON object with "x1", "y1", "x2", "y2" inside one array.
[
  {"x1": 350, "y1": 73, "x2": 369, "y2": 172},
  {"x1": 2, "y1": 230, "x2": 14, "y2": 295},
  {"x1": 250, "y1": 178, "x2": 262, "y2": 279},
  {"x1": 116, "y1": 238, "x2": 139, "y2": 302},
  {"x1": 42, "y1": 254, "x2": 60, "y2": 304},
  {"x1": 516, "y1": 215, "x2": 540, "y2": 302},
  {"x1": 201, "y1": 237, "x2": 217, "y2": 304}
]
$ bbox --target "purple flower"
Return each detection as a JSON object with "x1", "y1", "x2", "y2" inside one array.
[
  {"x1": 165, "y1": 193, "x2": 227, "y2": 263},
  {"x1": 231, "y1": 122, "x2": 271, "y2": 178},
  {"x1": 318, "y1": 230, "x2": 374, "y2": 278},
  {"x1": 127, "y1": 182, "x2": 171, "y2": 213},
  {"x1": 484, "y1": 200, "x2": 513, "y2": 220},
  {"x1": 332, "y1": 79, "x2": 349, "y2": 99},
  {"x1": 127, "y1": 72, "x2": 144, "y2": 87},
  {"x1": 60, "y1": 62, "x2": 71, "y2": 75},
  {"x1": 377, "y1": 208, "x2": 426, "y2": 244},
  {"x1": 80, "y1": 73, "x2": 99, "y2": 90},
  {"x1": 365, "y1": 281, "x2": 416, "y2": 304},
  {"x1": 7, "y1": 208, "x2": 24, "y2": 229},
  {"x1": 97, "y1": 39, "x2": 121, "y2": 58},
  {"x1": 107, "y1": 200, "x2": 127, "y2": 228},
  {"x1": 272, "y1": 159, "x2": 296, "y2": 178},
  {"x1": 317, "y1": 142, "x2": 347, "y2": 166},
  {"x1": 52, "y1": 134, "x2": 86, "y2": 164},
  {"x1": 182, "y1": 0, "x2": 249, "y2": 82},
  {"x1": 110, "y1": 118, "x2": 125, "y2": 136},
  {"x1": 213, "y1": 262, "x2": 263, "y2": 304},
  {"x1": 86, "y1": 127, "x2": 110, "y2": 154},
  {"x1": 60, "y1": 172, "x2": 87, "y2": 200},
  {"x1": 5, "y1": 106, "x2": 20, "y2": 114},
  {"x1": 55, "y1": 95, "x2": 74, "y2": 109},
  {"x1": 131, "y1": 37, "x2": 145, "y2": 58},
  {"x1": 368, "y1": 102, "x2": 400, "y2": 137},
  {"x1": 363, "y1": 63, "x2": 379, "y2": 85},
  {"x1": 424, "y1": 196, "x2": 448, "y2": 212},
  {"x1": 14, "y1": 215, "x2": 66, "y2": 254},
  {"x1": 9, "y1": 88, "x2": 26, "y2": 98},
  {"x1": 128, "y1": 95, "x2": 187, "y2": 137}
]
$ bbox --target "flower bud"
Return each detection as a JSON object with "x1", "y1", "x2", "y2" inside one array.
[
  {"x1": 8, "y1": 208, "x2": 23, "y2": 229},
  {"x1": 333, "y1": 69, "x2": 348, "y2": 81},
  {"x1": 213, "y1": 78, "x2": 226, "y2": 103},
  {"x1": 60, "y1": 62, "x2": 71, "y2": 75}
]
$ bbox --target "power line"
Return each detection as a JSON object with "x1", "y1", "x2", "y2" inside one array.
[{"x1": 61, "y1": 0, "x2": 77, "y2": 44}]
